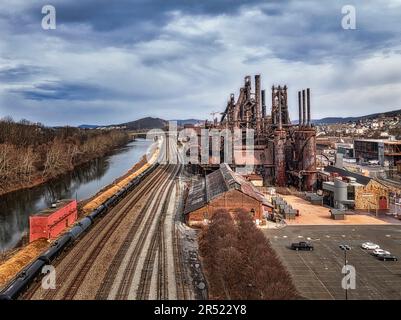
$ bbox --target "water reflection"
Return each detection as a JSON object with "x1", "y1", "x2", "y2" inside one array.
[{"x1": 0, "y1": 139, "x2": 151, "y2": 252}]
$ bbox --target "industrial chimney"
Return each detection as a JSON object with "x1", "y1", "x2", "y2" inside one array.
[
  {"x1": 261, "y1": 89, "x2": 266, "y2": 118},
  {"x1": 298, "y1": 91, "x2": 302, "y2": 126},
  {"x1": 278, "y1": 86, "x2": 282, "y2": 130},
  {"x1": 302, "y1": 90, "x2": 306, "y2": 127},
  {"x1": 255, "y1": 75, "x2": 261, "y2": 130},
  {"x1": 307, "y1": 88, "x2": 311, "y2": 127}
]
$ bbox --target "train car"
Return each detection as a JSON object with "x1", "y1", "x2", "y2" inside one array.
[
  {"x1": 69, "y1": 225, "x2": 84, "y2": 240},
  {"x1": 0, "y1": 163, "x2": 159, "y2": 300},
  {"x1": 0, "y1": 259, "x2": 46, "y2": 300},
  {"x1": 38, "y1": 233, "x2": 72, "y2": 263}
]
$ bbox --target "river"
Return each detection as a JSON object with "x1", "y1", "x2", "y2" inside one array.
[{"x1": 0, "y1": 138, "x2": 152, "y2": 252}]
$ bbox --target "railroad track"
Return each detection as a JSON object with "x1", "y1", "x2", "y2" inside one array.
[
  {"x1": 23, "y1": 165, "x2": 168, "y2": 300},
  {"x1": 94, "y1": 165, "x2": 170, "y2": 298},
  {"x1": 172, "y1": 179, "x2": 189, "y2": 300},
  {"x1": 104, "y1": 164, "x2": 180, "y2": 299},
  {"x1": 136, "y1": 178, "x2": 174, "y2": 300},
  {"x1": 24, "y1": 139, "x2": 189, "y2": 300}
]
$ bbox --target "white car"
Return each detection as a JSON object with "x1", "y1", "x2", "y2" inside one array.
[
  {"x1": 361, "y1": 242, "x2": 380, "y2": 250},
  {"x1": 372, "y1": 248, "x2": 391, "y2": 256}
]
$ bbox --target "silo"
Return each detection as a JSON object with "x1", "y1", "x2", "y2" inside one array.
[{"x1": 334, "y1": 178, "x2": 348, "y2": 210}]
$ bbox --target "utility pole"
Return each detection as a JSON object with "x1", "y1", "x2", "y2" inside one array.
[{"x1": 339, "y1": 244, "x2": 351, "y2": 300}]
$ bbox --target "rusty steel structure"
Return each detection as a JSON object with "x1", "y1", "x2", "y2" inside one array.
[{"x1": 205, "y1": 74, "x2": 317, "y2": 191}]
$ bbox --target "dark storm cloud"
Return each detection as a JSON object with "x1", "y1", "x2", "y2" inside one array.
[
  {"x1": 4, "y1": 0, "x2": 399, "y2": 62},
  {"x1": 12, "y1": 81, "x2": 112, "y2": 101},
  {"x1": 1, "y1": 0, "x2": 401, "y2": 125},
  {"x1": 0, "y1": 65, "x2": 44, "y2": 82}
]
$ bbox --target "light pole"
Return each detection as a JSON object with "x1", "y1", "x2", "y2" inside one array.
[{"x1": 339, "y1": 244, "x2": 351, "y2": 300}]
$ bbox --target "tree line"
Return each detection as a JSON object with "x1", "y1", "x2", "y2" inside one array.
[
  {"x1": 199, "y1": 209, "x2": 299, "y2": 300},
  {"x1": 0, "y1": 117, "x2": 129, "y2": 195}
]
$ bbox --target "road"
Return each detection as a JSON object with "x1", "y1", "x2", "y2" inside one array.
[
  {"x1": 23, "y1": 164, "x2": 190, "y2": 300},
  {"x1": 265, "y1": 225, "x2": 401, "y2": 300}
]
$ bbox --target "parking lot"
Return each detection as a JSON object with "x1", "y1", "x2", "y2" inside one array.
[{"x1": 265, "y1": 225, "x2": 401, "y2": 299}]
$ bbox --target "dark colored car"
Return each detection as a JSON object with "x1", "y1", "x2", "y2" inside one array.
[
  {"x1": 291, "y1": 241, "x2": 314, "y2": 251},
  {"x1": 376, "y1": 254, "x2": 398, "y2": 261}
]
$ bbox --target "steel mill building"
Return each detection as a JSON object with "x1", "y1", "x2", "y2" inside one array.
[
  {"x1": 197, "y1": 74, "x2": 317, "y2": 191},
  {"x1": 184, "y1": 163, "x2": 273, "y2": 227}
]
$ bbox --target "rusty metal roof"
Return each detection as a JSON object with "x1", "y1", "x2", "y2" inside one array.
[
  {"x1": 324, "y1": 166, "x2": 372, "y2": 186},
  {"x1": 184, "y1": 178, "x2": 206, "y2": 214},
  {"x1": 185, "y1": 164, "x2": 273, "y2": 214}
]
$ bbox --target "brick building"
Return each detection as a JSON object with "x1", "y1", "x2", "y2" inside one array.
[{"x1": 184, "y1": 163, "x2": 273, "y2": 227}]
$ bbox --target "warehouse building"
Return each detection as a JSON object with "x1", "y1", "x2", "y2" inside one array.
[
  {"x1": 184, "y1": 163, "x2": 273, "y2": 227},
  {"x1": 354, "y1": 139, "x2": 401, "y2": 166}
]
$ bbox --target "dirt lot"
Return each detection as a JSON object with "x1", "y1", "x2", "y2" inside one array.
[
  {"x1": 280, "y1": 195, "x2": 400, "y2": 225},
  {"x1": 265, "y1": 225, "x2": 401, "y2": 300}
]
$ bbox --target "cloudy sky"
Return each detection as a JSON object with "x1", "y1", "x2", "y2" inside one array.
[{"x1": 1, "y1": 0, "x2": 401, "y2": 126}]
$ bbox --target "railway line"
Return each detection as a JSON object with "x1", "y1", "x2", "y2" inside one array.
[{"x1": 23, "y1": 161, "x2": 187, "y2": 300}]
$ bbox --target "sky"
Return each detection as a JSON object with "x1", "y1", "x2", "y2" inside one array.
[{"x1": 1, "y1": 0, "x2": 401, "y2": 126}]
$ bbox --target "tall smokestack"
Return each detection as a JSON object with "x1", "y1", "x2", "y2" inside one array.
[
  {"x1": 271, "y1": 86, "x2": 275, "y2": 124},
  {"x1": 245, "y1": 76, "x2": 251, "y2": 100},
  {"x1": 307, "y1": 88, "x2": 311, "y2": 127},
  {"x1": 302, "y1": 90, "x2": 306, "y2": 127},
  {"x1": 255, "y1": 75, "x2": 261, "y2": 129},
  {"x1": 298, "y1": 91, "x2": 302, "y2": 126},
  {"x1": 261, "y1": 89, "x2": 266, "y2": 118},
  {"x1": 278, "y1": 87, "x2": 282, "y2": 130}
]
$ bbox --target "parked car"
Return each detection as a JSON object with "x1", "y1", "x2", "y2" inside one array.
[
  {"x1": 291, "y1": 241, "x2": 314, "y2": 251},
  {"x1": 361, "y1": 242, "x2": 380, "y2": 250},
  {"x1": 376, "y1": 254, "x2": 398, "y2": 261},
  {"x1": 372, "y1": 249, "x2": 391, "y2": 256}
]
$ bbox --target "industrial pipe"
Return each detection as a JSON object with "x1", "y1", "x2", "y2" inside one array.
[
  {"x1": 255, "y1": 74, "x2": 262, "y2": 132},
  {"x1": 261, "y1": 89, "x2": 266, "y2": 118},
  {"x1": 307, "y1": 88, "x2": 311, "y2": 127},
  {"x1": 271, "y1": 86, "x2": 275, "y2": 120},
  {"x1": 255, "y1": 75, "x2": 261, "y2": 122},
  {"x1": 302, "y1": 90, "x2": 306, "y2": 127},
  {"x1": 298, "y1": 91, "x2": 302, "y2": 126},
  {"x1": 278, "y1": 87, "x2": 282, "y2": 130},
  {"x1": 245, "y1": 76, "x2": 251, "y2": 100}
]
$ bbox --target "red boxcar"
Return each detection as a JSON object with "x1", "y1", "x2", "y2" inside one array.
[{"x1": 29, "y1": 199, "x2": 78, "y2": 242}]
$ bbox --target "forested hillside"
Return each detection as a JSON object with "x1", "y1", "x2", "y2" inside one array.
[{"x1": 0, "y1": 117, "x2": 129, "y2": 195}]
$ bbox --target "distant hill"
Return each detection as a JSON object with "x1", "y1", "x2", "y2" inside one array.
[
  {"x1": 120, "y1": 117, "x2": 167, "y2": 130},
  {"x1": 79, "y1": 117, "x2": 203, "y2": 130},
  {"x1": 170, "y1": 119, "x2": 202, "y2": 126},
  {"x1": 78, "y1": 124, "x2": 100, "y2": 129},
  {"x1": 312, "y1": 109, "x2": 401, "y2": 125}
]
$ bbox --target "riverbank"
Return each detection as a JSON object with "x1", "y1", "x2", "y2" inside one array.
[
  {"x1": 0, "y1": 140, "x2": 160, "y2": 290},
  {"x1": 0, "y1": 129, "x2": 129, "y2": 197}
]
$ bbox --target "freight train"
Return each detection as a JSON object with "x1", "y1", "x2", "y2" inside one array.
[{"x1": 0, "y1": 163, "x2": 159, "y2": 300}]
